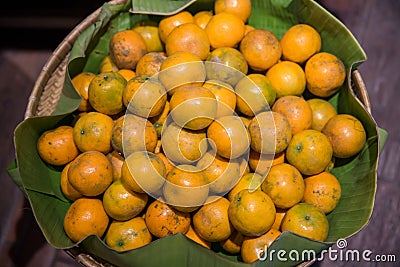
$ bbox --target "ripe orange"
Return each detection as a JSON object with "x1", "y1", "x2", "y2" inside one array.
[
  {"x1": 135, "y1": 52, "x2": 166, "y2": 77},
  {"x1": 205, "y1": 12, "x2": 245, "y2": 49},
  {"x1": 202, "y1": 79, "x2": 237, "y2": 118},
  {"x1": 155, "y1": 152, "x2": 174, "y2": 174},
  {"x1": 88, "y1": 71, "x2": 126, "y2": 115},
  {"x1": 117, "y1": 69, "x2": 136, "y2": 81},
  {"x1": 161, "y1": 122, "x2": 208, "y2": 164},
  {"x1": 227, "y1": 172, "x2": 263, "y2": 201},
  {"x1": 163, "y1": 165, "x2": 209, "y2": 212},
  {"x1": 266, "y1": 61, "x2": 306, "y2": 98},
  {"x1": 105, "y1": 217, "x2": 152, "y2": 252},
  {"x1": 272, "y1": 95, "x2": 313, "y2": 135},
  {"x1": 99, "y1": 55, "x2": 119, "y2": 73},
  {"x1": 286, "y1": 129, "x2": 333, "y2": 176},
  {"x1": 241, "y1": 229, "x2": 281, "y2": 263},
  {"x1": 192, "y1": 197, "x2": 233, "y2": 242},
  {"x1": 63, "y1": 198, "x2": 109, "y2": 242},
  {"x1": 73, "y1": 111, "x2": 114, "y2": 153},
  {"x1": 165, "y1": 23, "x2": 210, "y2": 60},
  {"x1": 103, "y1": 179, "x2": 148, "y2": 221},
  {"x1": 248, "y1": 150, "x2": 285, "y2": 176},
  {"x1": 158, "y1": 11, "x2": 195, "y2": 44},
  {"x1": 271, "y1": 208, "x2": 286, "y2": 230},
  {"x1": 322, "y1": 114, "x2": 366, "y2": 158},
  {"x1": 71, "y1": 72, "x2": 95, "y2": 111},
  {"x1": 60, "y1": 163, "x2": 82, "y2": 201},
  {"x1": 121, "y1": 151, "x2": 166, "y2": 195},
  {"x1": 220, "y1": 230, "x2": 244, "y2": 254},
  {"x1": 240, "y1": 29, "x2": 282, "y2": 72},
  {"x1": 305, "y1": 52, "x2": 346, "y2": 97},
  {"x1": 261, "y1": 163, "x2": 305, "y2": 209},
  {"x1": 248, "y1": 111, "x2": 292, "y2": 155},
  {"x1": 106, "y1": 150, "x2": 124, "y2": 181},
  {"x1": 303, "y1": 171, "x2": 342, "y2": 214},
  {"x1": 193, "y1": 10, "x2": 213, "y2": 29},
  {"x1": 169, "y1": 85, "x2": 217, "y2": 130},
  {"x1": 228, "y1": 189, "x2": 276, "y2": 237},
  {"x1": 280, "y1": 24, "x2": 321, "y2": 64},
  {"x1": 109, "y1": 30, "x2": 147, "y2": 69},
  {"x1": 149, "y1": 100, "x2": 170, "y2": 138},
  {"x1": 214, "y1": 0, "x2": 252, "y2": 23},
  {"x1": 307, "y1": 98, "x2": 337, "y2": 132},
  {"x1": 207, "y1": 115, "x2": 250, "y2": 159},
  {"x1": 68, "y1": 151, "x2": 113, "y2": 196},
  {"x1": 185, "y1": 224, "x2": 212, "y2": 249},
  {"x1": 281, "y1": 202, "x2": 329, "y2": 242},
  {"x1": 235, "y1": 74, "x2": 276, "y2": 117},
  {"x1": 37, "y1": 125, "x2": 79, "y2": 166},
  {"x1": 133, "y1": 21, "x2": 164, "y2": 52},
  {"x1": 144, "y1": 199, "x2": 191, "y2": 238}
]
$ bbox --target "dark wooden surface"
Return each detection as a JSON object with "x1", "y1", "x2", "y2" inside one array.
[{"x1": 0, "y1": 0, "x2": 399, "y2": 266}]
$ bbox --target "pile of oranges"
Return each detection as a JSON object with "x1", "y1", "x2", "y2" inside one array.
[{"x1": 36, "y1": 0, "x2": 367, "y2": 263}]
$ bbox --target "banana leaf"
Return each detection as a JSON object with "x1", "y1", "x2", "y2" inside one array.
[{"x1": 9, "y1": 0, "x2": 388, "y2": 266}]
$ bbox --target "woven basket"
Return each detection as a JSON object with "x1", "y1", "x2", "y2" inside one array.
[{"x1": 24, "y1": 1, "x2": 372, "y2": 266}]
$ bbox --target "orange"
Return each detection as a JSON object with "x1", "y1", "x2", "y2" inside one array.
[
  {"x1": 305, "y1": 52, "x2": 346, "y2": 97},
  {"x1": 63, "y1": 198, "x2": 109, "y2": 243},
  {"x1": 123, "y1": 75, "x2": 167, "y2": 118},
  {"x1": 244, "y1": 24, "x2": 255, "y2": 35},
  {"x1": 227, "y1": 172, "x2": 263, "y2": 201},
  {"x1": 322, "y1": 114, "x2": 366, "y2": 158},
  {"x1": 303, "y1": 171, "x2": 342, "y2": 214},
  {"x1": 117, "y1": 69, "x2": 136, "y2": 81},
  {"x1": 169, "y1": 85, "x2": 217, "y2": 130},
  {"x1": 105, "y1": 217, "x2": 152, "y2": 252},
  {"x1": 111, "y1": 114, "x2": 158, "y2": 155},
  {"x1": 202, "y1": 79, "x2": 237, "y2": 118},
  {"x1": 205, "y1": 47, "x2": 248, "y2": 86},
  {"x1": 207, "y1": 115, "x2": 250, "y2": 159},
  {"x1": 286, "y1": 129, "x2": 333, "y2": 176},
  {"x1": 73, "y1": 111, "x2": 114, "y2": 153},
  {"x1": 205, "y1": 12, "x2": 245, "y2": 49},
  {"x1": 248, "y1": 150, "x2": 285, "y2": 175},
  {"x1": 161, "y1": 122, "x2": 208, "y2": 164},
  {"x1": 280, "y1": 24, "x2": 322, "y2": 64},
  {"x1": 193, "y1": 197, "x2": 232, "y2": 242},
  {"x1": 266, "y1": 61, "x2": 306, "y2": 98},
  {"x1": 241, "y1": 229, "x2": 281, "y2": 263},
  {"x1": 99, "y1": 55, "x2": 119, "y2": 73},
  {"x1": 214, "y1": 0, "x2": 252, "y2": 23},
  {"x1": 272, "y1": 95, "x2": 313, "y2": 135},
  {"x1": 240, "y1": 29, "x2": 282, "y2": 72},
  {"x1": 196, "y1": 150, "x2": 241, "y2": 194},
  {"x1": 281, "y1": 202, "x2": 329, "y2": 242},
  {"x1": 163, "y1": 165, "x2": 209, "y2": 212},
  {"x1": 121, "y1": 151, "x2": 166, "y2": 195},
  {"x1": 155, "y1": 152, "x2": 174, "y2": 174},
  {"x1": 109, "y1": 29, "x2": 147, "y2": 69},
  {"x1": 235, "y1": 74, "x2": 276, "y2": 116},
  {"x1": 185, "y1": 224, "x2": 212, "y2": 249},
  {"x1": 103, "y1": 179, "x2": 148, "y2": 221},
  {"x1": 307, "y1": 98, "x2": 337, "y2": 132},
  {"x1": 144, "y1": 199, "x2": 191, "y2": 238},
  {"x1": 165, "y1": 23, "x2": 210, "y2": 60},
  {"x1": 71, "y1": 72, "x2": 95, "y2": 111},
  {"x1": 60, "y1": 163, "x2": 82, "y2": 201},
  {"x1": 261, "y1": 163, "x2": 305, "y2": 209},
  {"x1": 193, "y1": 10, "x2": 213, "y2": 29},
  {"x1": 271, "y1": 208, "x2": 286, "y2": 230},
  {"x1": 37, "y1": 125, "x2": 79, "y2": 166},
  {"x1": 88, "y1": 71, "x2": 126, "y2": 115},
  {"x1": 220, "y1": 230, "x2": 244, "y2": 254},
  {"x1": 228, "y1": 189, "x2": 276, "y2": 237},
  {"x1": 158, "y1": 11, "x2": 195, "y2": 44},
  {"x1": 106, "y1": 150, "x2": 124, "y2": 181},
  {"x1": 248, "y1": 111, "x2": 292, "y2": 155},
  {"x1": 158, "y1": 51, "x2": 206, "y2": 95},
  {"x1": 133, "y1": 21, "x2": 164, "y2": 52},
  {"x1": 135, "y1": 52, "x2": 166, "y2": 77},
  {"x1": 68, "y1": 151, "x2": 113, "y2": 196},
  {"x1": 149, "y1": 100, "x2": 170, "y2": 138}
]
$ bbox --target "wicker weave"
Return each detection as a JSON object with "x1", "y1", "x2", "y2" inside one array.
[{"x1": 23, "y1": 1, "x2": 371, "y2": 266}]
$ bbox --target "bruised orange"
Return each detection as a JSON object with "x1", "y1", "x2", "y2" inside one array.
[
  {"x1": 144, "y1": 199, "x2": 191, "y2": 238},
  {"x1": 63, "y1": 198, "x2": 109, "y2": 242},
  {"x1": 135, "y1": 52, "x2": 166, "y2": 77},
  {"x1": 37, "y1": 125, "x2": 79, "y2": 166}
]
